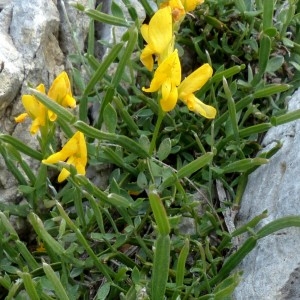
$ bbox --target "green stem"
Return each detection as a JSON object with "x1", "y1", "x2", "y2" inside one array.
[{"x1": 149, "y1": 105, "x2": 165, "y2": 155}]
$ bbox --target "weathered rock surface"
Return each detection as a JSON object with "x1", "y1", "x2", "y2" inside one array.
[{"x1": 233, "y1": 88, "x2": 300, "y2": 299}]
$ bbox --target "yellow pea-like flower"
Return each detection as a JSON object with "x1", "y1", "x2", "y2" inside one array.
[
  {"x1": 160, "y1": 0, "x2": 204, "y2": 22},
  {"x1": 140, "y1": 6, "x2": 174, "y2": 71},
  {"x1": 178, "y1": 63, "x2": 216, "y2": 119},
  {"x1": 14, "y1": 84, "x2": 48, "y2": 135},
  {"x1": 47, "y1": 71, "x2": 76, "y2": 121},
  {"x1": 142, "y1": 49, "x2": 181, "y2": 112},
  {"x1": 42, "y1": 131, "x2": 87, "y2": 183}
]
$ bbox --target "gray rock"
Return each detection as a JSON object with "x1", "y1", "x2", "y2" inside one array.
[
  {"x1": 233, "y1": 88, "x2": 300, "y2": 299},
  {"x1": 0, "y1": 0, "x2": 9, "y2": 9}
]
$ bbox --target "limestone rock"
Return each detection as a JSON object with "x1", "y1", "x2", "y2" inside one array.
[{"x1": 233, "y1": 88, "x2": 300, "y2": 299}]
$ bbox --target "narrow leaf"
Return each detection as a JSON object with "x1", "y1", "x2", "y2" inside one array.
[
  {"x1": 148, "y1": 185, "x2": 170, "y2": 235},
  {"x1": 43, "y1": 262, "x2": 70, "y2": 300},
  {"x1": 151, "y1": 234, "x2": 171, "y2": 299},
  {"x1": 178, "y1": 152, "x2": 213, "y2": 179}
]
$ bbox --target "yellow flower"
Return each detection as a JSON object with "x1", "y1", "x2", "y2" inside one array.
[
  {"x1": 42, "y1": 131, "x2": 87, "y2": 183},
  {"x1": 160, "y1": 0, "x2": 185, "y2": 21},
  {"x1": 142, "y1": 49, "x2": 181, "y2": 111},
  {"x1": 181, "y1": 0, "x2": 204, "y2": 12},
  {"x1": 160, "y1": 0, "x2": 204, "y2": 21},
  {"x1": 47, "y1": 71, "x2": 76, "y2": 121},
  {"x1": 14, "y1": 84, "x2": 48, "y2": 135},
  {"x1": 140, "y1": 6, "x2": 174, "y2": 71},
  {"x1": 178, "y1": 63, "x2": 216, "y2": 118}
]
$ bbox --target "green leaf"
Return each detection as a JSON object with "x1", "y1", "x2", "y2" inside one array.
[
  {"x1": 132, "y1": 266, "x2": 140, "y2": 284},
  {"x1": 43, "y1": 262, "x2": 70, "y2": 300},
  {"x1": 264, "y1": 27, "x2": 277, "y2": 37},
  {"x1": 148, "y1": 185, "x2": 170, "y2": 235},
  {"x1": 83, "y1": 42, "x2": 124, "y2": 97},
  {"x1": 103, "y1": 103, "x2": 118, "y2": 133},
  {"x1": 176, "y1": 239, "x2": 189, "y2": 288},
  {"x1": 0, "y1": 212, "x2": 18, "y2": 237},
  {"x1": 254, "y1": 84, "x2": 291, "y2": 98},
  {"x1": 139, "y1": 135, "x2": 151, "y2": 152},
  {"x1": 18, "y1": 185, "x2": 36, "y2": 195},
  {"x1": 257, "y1": 216, "x2": 300, "y2": 239},
  {"x1": 96, "y1": 282, "x2": 111, "y2": 300},
  {"x1": 178, "y1": 152, "x2": 214, "y2": 179},
  {"x1": 28, "y1": 213, "x2": 65, "y2": 256},
  {"x1": 211, "y1": 65, "x2": 245, "y2": 84},
  {"x1": 84, "y1": 8, "x2": 130, "y2": 27},
  {"x1": 223, "y1": 77, "x2": 239, "y2": 141},
  {"x1": 157, "y1": 138, "x2": 172, "y2": 161},
  {"x1": 258, "y1": 34, "x2": 271, "y2": 74},
  {"x1": 235, "y1": 0, "x2": 246, "y2": 13},
  {"x1": 151, "y1": 234, "x2": 171, "y2": 300},
  {"x1": 263, "y1": 0, "x2": 274, "y2": 30},
  {"x1": 18, "y1": 272, "x2": 40, "y2": 300},
  {"x1": 0, "y1": 203, "x2": 30, "y2": 217},
  {"x1": 114, "y1": 96, "x2": 139, "y2": 133},
  {"x1": 111, "y1": 1, "x2": 125, "y2": 19},
  {"x1": 137, "y1": 172, "x2": 148, "y2": 189},
  {"x1": 107, "y1": 193, "x2": 132, "y2": 208},
  {"x1": 221, "y1": 158, "x2": 268, "y2": 174},
  {"x1": 271, "y1": 109, "x2": 300, "y2": 126},
  {"x1": 0, "y1": 135, "x2": 42, "y2": 160},
  {"x1": 214, "y1": 272, "x2": 241, "y2": 300},
  {"x1": 32, "y1": 90, "x2": 76, "y2": 123},
  {"x1": 74, "y1": 121, "x2": 149, "y2": 158},
  {"x1": 266, "y1": 56, "x2": 284, "y2": 73},
  {"x1": 16, "y1": 240, "x2": 39, "y2": 270}
]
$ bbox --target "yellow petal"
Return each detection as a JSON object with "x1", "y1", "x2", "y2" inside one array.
[
  {"x1": 48, "y1": 74, "x2": 66, "y2": 102},
  {"x1": 160, "y1": 79, "x2": 178, "y2": 111},
  {"x1": 143, "y1": 50, "x2": 181, "y2": 93},
  {"x1": 43, "y1": 131, "x2": 87, "y2": 182},
  {"x1": 140, "y1": 45, "x2": 155, "y2": 71},
  {"x1": 62, "y1": 94, "x2": 76, "y2": 108},
  {"x1": 42, "y1": 152, "x2": 69, "y2": 164},
  {"x1": 161, "y1": 0, "x2": 185, "y2": 21},
  {"x1": 58, "y1": 168, "x2": 70, "y2": 183},
  {"x1": 14, "y1": 113, "x2": 28, "y2": 123},
  {"x1": 21, "y1": 95, "x2": 47, "y2": 132},
  {"x1": 48, "y1": 71, "x2": 75, "y2": 108},
  {"x1": 30, "y1": 118, "x2": 42, "y2": 135},
  {"x1": 21, "y1": 95, "x2": 40, "y2": 119},
  {"x1": 178, "y1": 63, "x2": 213, "y2": 98},
  {"x1": 140, "y1": 24, "x2": 149, "y2": 44},
  {"x1": 36, "y1": 83, "x2": 46, "y2": 94},
  {"x1": 183, "y1": 94, "x2": 216, "y2": 119},
  {"x1": 48, "y1": 110, "x2": 57, "y2": 122},
  {"x1": 148, "y1": 7, "x2": 173, "y2": 54},
  {"x1": 182, "y1": 0, "x2": 204, "y2": 12},
  {"x1": 75, "y1": 160, "x2": 86, "y2": 175},
  {"x1": 60, "y1": 137, "x2": 79, "y2": 157}
]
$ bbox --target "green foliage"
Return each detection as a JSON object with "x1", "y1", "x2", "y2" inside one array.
[{"x1": 1, "y1": 0, "x2": 300, "y2": 299}]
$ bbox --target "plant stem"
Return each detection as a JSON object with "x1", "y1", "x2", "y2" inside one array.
[{"x1": 149, "y1": 105, "x2": 165, "y2": 155}]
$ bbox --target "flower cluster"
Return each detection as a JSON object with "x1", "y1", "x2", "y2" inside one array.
[
  {"x1": 15, "y1": 71, "x2": 76, "y2": 134},
  {"x1": 140, "y1": 1, "x2": 216, "y2": 119},
  {"x1": 15, "y1": 71, "x2": 87, "y2": 182}
]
